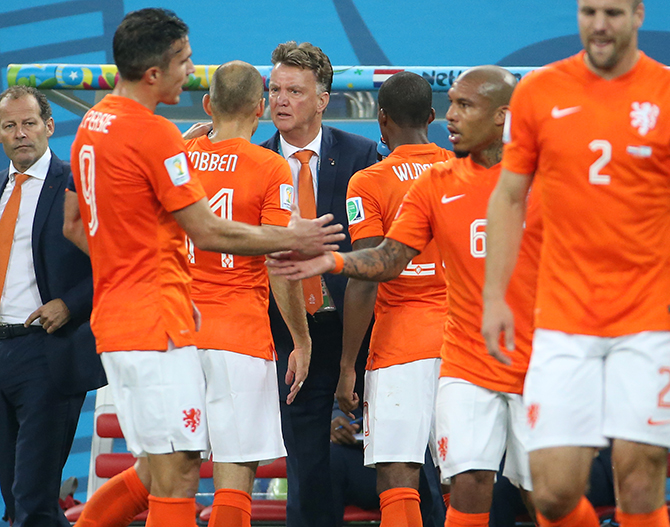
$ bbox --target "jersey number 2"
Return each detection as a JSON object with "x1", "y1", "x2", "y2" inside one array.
[{"x1": 588, "y1": 140, "x2": 612, "y2": 185}]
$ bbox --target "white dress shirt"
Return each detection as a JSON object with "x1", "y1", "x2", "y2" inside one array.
[
  {"x1": 279, "y1": 128, "x2": 322, "y2": 202},
  {"x1": 0, "y1": 149, "x2": 51, "y2": 324}
]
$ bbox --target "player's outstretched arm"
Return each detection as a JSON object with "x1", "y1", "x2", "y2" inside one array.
[
  {"x1": 63, "y1": 189, "x2": 90, "y2": 256},
  {"x1": 268, "y1": 271, "x2": 311, "y2": 405},
  {"x1": 267, "y1": 237, "x2": 419, "y2": 283},
  {"x1": 173, "y1": 199, "x2": 344, "y2": 256},
  {"x1": 481, "y1": 168, "x2": 533, "y2": 365},
  {"x1": 337, "y1": 237, "x2": 382, "y2": 417}
]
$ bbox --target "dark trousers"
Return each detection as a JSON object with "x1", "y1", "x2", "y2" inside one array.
[
  {"x1": 274, "y1": 311, "x2": 342, "y2": 527},
  {"x1": 0, "y1": 332, "x2": 85, "y2": 527}
]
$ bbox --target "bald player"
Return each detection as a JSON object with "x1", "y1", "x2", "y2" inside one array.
[
  {"x1": 186, "y1": 61, "x2": 311, "y2": 527},
  {"x1": 267, "y1": 66, "x2": 542, "y2": 527}
]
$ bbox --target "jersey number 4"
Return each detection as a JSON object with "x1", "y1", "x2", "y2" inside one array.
[{"x1": 187, "y1": 188, "x2": 235, "y2": 268}]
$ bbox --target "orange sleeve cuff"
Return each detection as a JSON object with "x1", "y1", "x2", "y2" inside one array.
[{"x1": 330, "y1": 251, "x2": 344, "y2": 274}]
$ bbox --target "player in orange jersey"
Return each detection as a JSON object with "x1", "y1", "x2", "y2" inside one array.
[
  {"x1": 268, "y1": 66, "x2": 542, "y2": 527},
  {"x1": 338, "y1": 71, "x2": 452, "y2": 527},
  {"x1": 187, "y1": 60, "x2": 311, "y2": 527},
  {"x1": 482, "y1": 2, "x2": 670, "y2": 527},
  {"x1": 63, "y1": 9, "x2": 342, "y2": 527}
]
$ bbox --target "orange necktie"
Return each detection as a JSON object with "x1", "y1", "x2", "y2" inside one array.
[
  {"x1": 294, "y1": 150, "x2": 323, "y2": 315},
  {"x1": 0, "y1": 173, "x2": 29, "y2": 296}
]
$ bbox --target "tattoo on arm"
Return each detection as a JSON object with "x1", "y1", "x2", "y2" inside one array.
[{"x1": 343, "y1": 238, "x2": 418, "y2": 282}]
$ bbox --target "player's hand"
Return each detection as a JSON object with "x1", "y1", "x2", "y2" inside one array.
[
  {"x1": 481, "y1": 298, "x2": 514, "y2": 365},
  {"x1": 287, "y1": 204, "x2": 344, "y2": 256},
  {"x1": 266, "y1": 251, "x2": 336, "y2": 281},
  {"x1": 192, "y1": 301, "x2": 202, "y2": 331},
  {"x1": 330, "y1": 415, "x2": 360, "y2": 445},
  {"x1": 285, "y1": 346, "x2": 311, "y2": 405},
  {"x1": 335, "y1": 368, "x2": 359, "y2": 418},
  {"x1": 25, "y1": 299, "x2": 70, "y2": 334},
  {"x1": 182, "y1": 121, "x2": 212, "y2": 140}
]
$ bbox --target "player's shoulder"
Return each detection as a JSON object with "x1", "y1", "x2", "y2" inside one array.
[{"x1": 244, "y1": 141, "x2": 288, "y2": 165}]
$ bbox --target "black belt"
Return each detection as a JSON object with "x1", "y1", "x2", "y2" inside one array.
[{"x1": 0, "y1": 324, "x2": 43, "y2": 340}]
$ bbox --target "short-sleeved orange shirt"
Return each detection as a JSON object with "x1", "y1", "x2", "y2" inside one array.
[
  {"x1": 346, "y1": 143, "x2": 452, "y2": 370},
  {"x1": 71, "y1": 95, "x2": 206, "y2": 353},
  {"x1": 387, "y1": 158, "x2": 542, "y2": 394},
  {"x1": 503, "y1": 51, "x2": 670, "y2": 336},
  {"x1": 184, "y1": 136, "x2": 293, "y2": 359}
]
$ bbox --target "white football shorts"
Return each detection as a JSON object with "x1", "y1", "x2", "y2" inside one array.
[
  {"x1": 434, "y1": 377, "x2": 532, "y2": 490},
  {"x1": 363, "y1": 358, "x2": 439, "y2": 467},
  {"x1": 101, "y1": 344, "x2": 208, "y2": 456},
  {"x1": 199, "y1": 349, "x2": 286, "y2": 464},
  {"x1": 524, "y1": 329, "x2": 670, "y2": 451}
]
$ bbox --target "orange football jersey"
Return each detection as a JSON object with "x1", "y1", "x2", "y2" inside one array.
[
  {"x1": 71, "y1": 95, "x2": 206, "y2": 353},
  {"x1": 346, "y1": 143, "x2": 452, "y2": 370},
  {"x1": 387, "y1": 157, "x2": 542, "y2": 394},
  {"x1": 504, "y1": 51, "x2": 670, "y2": 336},
  {"x1": 184, "y1": 136, "x2": 293, "y2": 359}
]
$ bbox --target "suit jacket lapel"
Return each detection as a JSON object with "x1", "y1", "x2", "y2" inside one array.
[
  {"x1": 317, "y1": 126, "x2": 338, "y2": 217},
  {"x1": 32, "y1": 155, "x2": 64, "y2": 253},
  {"x1": 0, "y1": 171, "x2": 8, "y2": 195}
]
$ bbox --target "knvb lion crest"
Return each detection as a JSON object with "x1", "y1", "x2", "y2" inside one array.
[
  {"x1": 527, "y1": 403, "x2": 540, "y2": 429},
  {"x1": 183, "y1": 408, "x2": 202, "y2": 432},
  {"x1": 438, "y1": 436, "x2": 448, "y2": 461},
  {"x1": 630, "y1": 102, "x2": 659, "y2": 136}
]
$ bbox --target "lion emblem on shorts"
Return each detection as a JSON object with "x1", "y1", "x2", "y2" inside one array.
[
  {"x1": 438, "y1": 436, "x2": 448, "y2": 461},
  {"x1": 183, "y1": 408, "x2": 202, "y2": 432},
  {"x1": 527, "y1": 403, "x2": 540, "y2": 429}
]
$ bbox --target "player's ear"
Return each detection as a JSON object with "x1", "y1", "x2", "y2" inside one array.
[
  {"x1": 494, "y1": 105, "x2": 509, "y2": 127},
  {"x1": 202, "y1": 93, "x2": 213, "y2": 116},
  {"x1": 256, "y1": 97, "x2": 265, "y2": 118},
  {"x1": 143, "y1": 66, "x2": 161, "y2": 86},
  {"x1": 427, "y1": 108, "x2": 436, "y2": 125}
]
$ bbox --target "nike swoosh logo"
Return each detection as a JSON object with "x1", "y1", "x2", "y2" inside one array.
[
  {"x1": 551, "y1": 106, "x2": 582, "y2": 119},
  {"x1": 441, "y1": 194, "x2": 465, "y2": 204},
  {"x1": 647, "y1": 417, "x2": 670, "y2": 426}
]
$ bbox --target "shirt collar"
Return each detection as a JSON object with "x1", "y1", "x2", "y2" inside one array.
[
  {"x1": 8, "y1": 148, "x2": 52, "y2": 182},
  {"x1": 280, "y1": 128, "x2": 323, "y2": 160}
]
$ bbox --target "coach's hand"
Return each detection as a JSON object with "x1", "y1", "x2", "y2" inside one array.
[{"x1": 25, "y1": 299, "x2": 71, "y2": 334}]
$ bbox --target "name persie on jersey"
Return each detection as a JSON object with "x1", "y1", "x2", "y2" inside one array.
[{"x1": 79, "y1": 110, "x2": 116, "y2": 133}]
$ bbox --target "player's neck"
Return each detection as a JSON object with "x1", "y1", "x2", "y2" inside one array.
[
  {"x1": 112, "y1": 80, "x2": 160, "y2": 112},
  {"x1": 387, "y1": 129, "x2": 430, "y2": 151},
  {"x1": 585, "y1": 47, "x2": 641, "y2": 81},
  {"x1": 471, "y1": 139, "x2": 503, "y2": 169},
  {"x1": 209, "y1": 116, "x2": 254, "y2": 143}
]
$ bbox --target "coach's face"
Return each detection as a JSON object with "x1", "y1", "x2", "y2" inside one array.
[
  {"x1": 268, "y1": 63, "x2": 329, "y2": 146},
  {"x1": 0, "y1": 95, "x2": 54, "y2": 173},
  {"x1": 157, "y1": 37, "x2": 195, "y2": 105}
]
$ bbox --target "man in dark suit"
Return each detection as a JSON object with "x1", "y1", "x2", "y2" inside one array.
[
  {"x1": 260, "y1": 41, "x2": 376, "y2": 527},
  {"x1": 0, "y1": 86, "x2": 105, "y2": 527}
]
